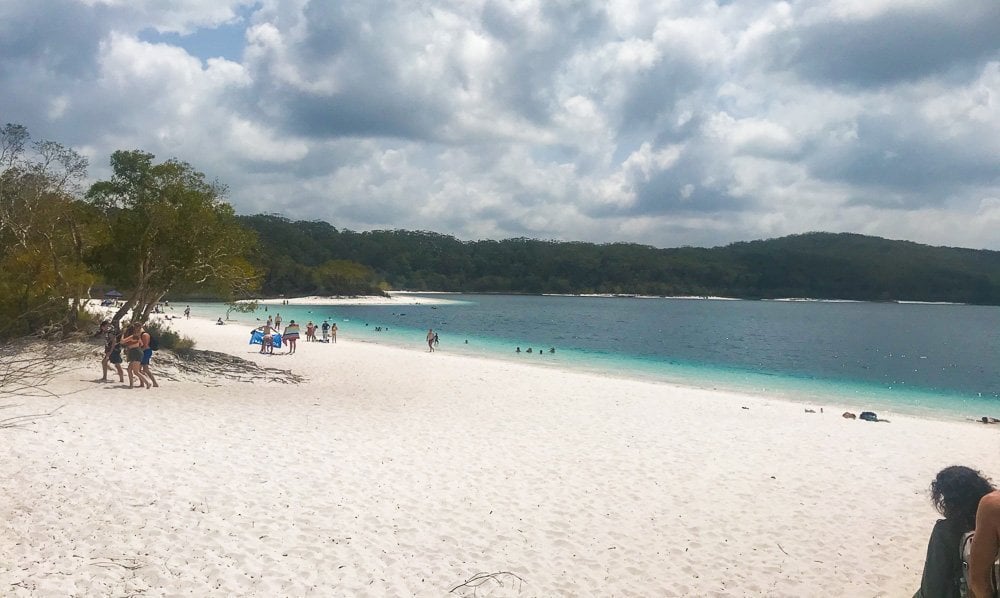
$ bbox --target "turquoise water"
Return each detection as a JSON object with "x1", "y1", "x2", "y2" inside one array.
[{"x1": 180, "y1": 294, "x2": 1000, "y2": 420}]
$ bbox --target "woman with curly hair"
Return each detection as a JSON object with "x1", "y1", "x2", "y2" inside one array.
[{"x1": 915, "y1": 465, "x2": 995, "y2": 597}]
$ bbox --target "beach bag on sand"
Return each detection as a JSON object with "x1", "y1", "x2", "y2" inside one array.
[{"x1": 960, "y1": 531, "x2": 1000, "y2": 597}]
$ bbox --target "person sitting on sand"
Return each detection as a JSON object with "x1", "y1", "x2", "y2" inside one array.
[
  {"x1": 914, "y1": 465, "x2": 995, "y2": 598},
  {"x1": 970, "y1": 490, "x2": 1000, "y2": 598},
  {"x1": 217, "y1": 317, "x2": 224, "y2": 325}
]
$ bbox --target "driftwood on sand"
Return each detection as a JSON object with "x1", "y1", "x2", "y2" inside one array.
[{"x1": 155, "y1": 349, "x2": 305, "y2": 386}]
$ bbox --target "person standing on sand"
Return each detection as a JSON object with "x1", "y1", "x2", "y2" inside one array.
[
  {"x1": 274, "y1": 313, "x2": 282, "y2": 332},
  {"x1": 139, "y1": 324, "x2": 159, "y2": 388},
  {"x1": 122, "y1": 324, "x2": 150, "y2": 388},
  {"x1": 970, "y1": 490, "x2": 1000, "y2": 597},
  {"x1": 107, "y1": 331, "x2": 125, "y2": 382},
  {"x1": 283, "y1": 320, "x2": 301, "y2": 354},
  {"x1": 330, "y1": 322, "x2": 338, "y2": 343},
  {"x1": 99, "y1": 321, "x2": 122, "y2": 382},
  {"x1": 258, "y1": 323, "x2": 276, "y2": 354},
  {"x1": 184, "y1": 306, "x2": 190, "y2": 319},
  {"x1": 426, "y1": 329, "x2": 435, "y2": 352}
]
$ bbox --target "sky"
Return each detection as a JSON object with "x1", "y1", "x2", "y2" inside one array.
[{"x1": 1, "y1": 0, "x2": 998, "y2": 250}]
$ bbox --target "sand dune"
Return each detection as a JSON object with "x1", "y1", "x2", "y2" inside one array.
[{"x1": 2, "y1": 315, "x2": 998, "y2": 596}]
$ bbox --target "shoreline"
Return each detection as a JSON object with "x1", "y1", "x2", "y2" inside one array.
[
  {"x1": 4, "y1": 312, "x2": 999, "y2": 595},
  {"x1": 216, "y1": 301, "x2": 999, "y2": 426}
]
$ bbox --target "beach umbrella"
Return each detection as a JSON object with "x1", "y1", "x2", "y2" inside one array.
[{"x1": 104, "y1": 290, "x2": 124, "y2": 298}]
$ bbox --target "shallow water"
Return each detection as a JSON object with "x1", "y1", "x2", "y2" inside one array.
[{"x1": 182, "y1": 294, "x2": 1000, "y2": 419}]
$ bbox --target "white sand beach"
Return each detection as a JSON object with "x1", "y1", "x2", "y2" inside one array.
[
  {"x1": 3, "y1": 313, "x2": 999, "y2": 596},
  {"x1": 259, "y1": 294, "x2": 459, "y2": 306}
]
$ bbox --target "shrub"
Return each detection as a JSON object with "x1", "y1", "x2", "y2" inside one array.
[{"x1": 142, "y1": 321, "x2": 196, "y2": 355}]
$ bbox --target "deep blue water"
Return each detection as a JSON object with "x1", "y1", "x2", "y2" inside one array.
[{"x1": 186, "y1": 295, "x2": 1000, "y2": 419}]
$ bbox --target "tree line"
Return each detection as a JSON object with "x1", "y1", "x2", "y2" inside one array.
[
  {"x1": 242, "y1": 215, "x2": 1000, "y2": 305},
  {"x1": 5, "y1": 121, "x2": 1000, "y2": 344},
  {"x1": 0, "y1": 124, "x2": 257, "y2": 340}
]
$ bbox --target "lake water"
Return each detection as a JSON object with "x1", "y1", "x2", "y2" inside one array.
[{"x1": 184, "y1": 294, "x2": 1000, "y2": 420}]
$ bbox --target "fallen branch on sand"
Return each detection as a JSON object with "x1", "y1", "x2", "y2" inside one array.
[
  {"x1": 156, "y1": 349, "x2": 305, "y2": 385},
  {"x1": 449, "y1": 571, "x2": 526, "y2": 596},
  {"x1": 0, "y1": 403, "x2": 65, "y2": 430},
  {"x1": 89, "y1": 557, "x2": 146, "y2": 571},
  {"x1": 0, "y1": 340, "x2": 87, "y2": 397}
]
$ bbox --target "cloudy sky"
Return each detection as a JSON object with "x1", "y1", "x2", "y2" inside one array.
[{"x1": 2, "y1": 0, "x2": 998, "y2": 249}]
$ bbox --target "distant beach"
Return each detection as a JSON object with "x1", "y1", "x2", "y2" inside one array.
[
  {"x1": 257, "y1": 293, "x2": 461, "y2": 306},
  {"x1": 3, "y1": 307, "x2": 999, "y2": 595}
]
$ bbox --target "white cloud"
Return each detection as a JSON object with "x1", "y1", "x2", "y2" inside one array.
[{"x1": 0, "y1": 0, "x2": 997, "y2": 250}]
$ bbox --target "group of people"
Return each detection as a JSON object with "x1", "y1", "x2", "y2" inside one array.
[
  {"x1": 915, "y1": 466, "x2": 1000, "y2": 597},
  {"x1": 304, "y1": 320, "x2": 336, "y2": 343},
  {"x1": 99, "y1": 320, "x2": 158, "y2": 389},
  {"x1": 515, "y1": 346, "x2": 555, "y2": 354},
  {"x1": 253, "y1": 318, "x2": 338, "y2": 355}
]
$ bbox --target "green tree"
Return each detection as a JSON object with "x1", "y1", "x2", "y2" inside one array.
[
  {"x1": 312, "y1": 259, "x2": 383, "y2": 296},
  {"x1": 226, "y1": 299, "x2": 259, "y2": 320},
  {"x1": 87, "y1": 150, "x2": 259, "y2": 325},
  {"x1": 0, "y1": 124, "x2": 97, "y2": 338}
]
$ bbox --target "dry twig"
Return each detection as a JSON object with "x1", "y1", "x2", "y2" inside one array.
[
  {"x1": 449, "y1": 571, "x2": 526, "y2": 596},
  {"x1": 0, "y1": 339, "x2": 88, "y2": 397}
]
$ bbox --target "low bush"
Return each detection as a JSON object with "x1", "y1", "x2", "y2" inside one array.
[{"x1": 142, "y1": 321, "x2": 196, "y2": 355}]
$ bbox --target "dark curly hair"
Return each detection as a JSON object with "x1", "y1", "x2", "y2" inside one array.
[{"x1": 930, "y1": 465, "x2": 994, "y2": 529}]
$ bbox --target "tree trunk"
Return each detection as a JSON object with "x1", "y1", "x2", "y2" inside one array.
[{"x1": 111, "y1": 298, "x2": 135, "y2": 328}]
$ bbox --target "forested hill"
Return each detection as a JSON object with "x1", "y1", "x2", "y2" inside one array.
[{"x1": 240, "y1": 214, "x2": 1000, "y2": 304}]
